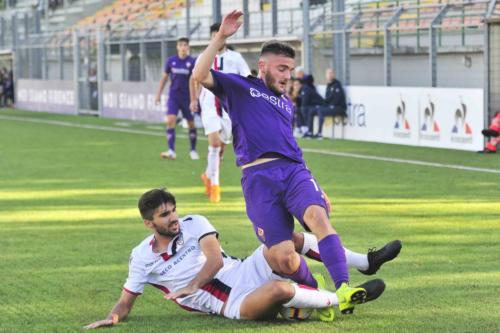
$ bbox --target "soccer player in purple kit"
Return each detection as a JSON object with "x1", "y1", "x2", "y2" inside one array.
[
  {"x1": 192, "y1": 10, "x2": 402, "y2": 318},
  {"x1": 155, "y1": 37, "x2": 199, "y2": 160}
]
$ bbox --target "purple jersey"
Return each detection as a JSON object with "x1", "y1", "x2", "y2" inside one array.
[
  {"x1": 209, "y1": 70, "x2": 303, "y2": 166},
  {"x1": 164, "y1": 55, "x2": 195, "y2": 96}
]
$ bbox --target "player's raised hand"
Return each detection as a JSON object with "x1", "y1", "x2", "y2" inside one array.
[{"x1": 218, "y1": 10, "x2": 243, "y2": 38}]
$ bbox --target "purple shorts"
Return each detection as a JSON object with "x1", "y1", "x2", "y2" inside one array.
[
  {"x1": 167, "y1": 96, "x2": 193, "y2": 121},
  {"x1": 241, "y1": 158, "x2": 329, "y2": 247}
]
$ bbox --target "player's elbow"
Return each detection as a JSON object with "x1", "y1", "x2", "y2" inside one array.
[
  {"x1": 191, "y1": 68, "x2": 206, "y2": 83},
  {"x1": 212, "y1": 256, "x2": 224, "y2": 271}
]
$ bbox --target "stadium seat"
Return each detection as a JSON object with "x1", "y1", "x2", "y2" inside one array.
[{"x1": 75, "y1": 0, "x2": 184, "y2": 30}]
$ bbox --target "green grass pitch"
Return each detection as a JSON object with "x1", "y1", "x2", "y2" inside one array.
[{"x1": 0, "y1": 108, "x2": 499, "y2": 332}]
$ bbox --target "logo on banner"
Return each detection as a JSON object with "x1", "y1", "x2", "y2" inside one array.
[
  {"x1": 344, "y1": 100, "x2": 367, "y2": 127},
  {"x1": 420, "y1": 97, "x2": 440, "y2": 141},
  {"x1": 451, "y1": 98, "x2": 473, "y2": 143},
  {"x1": 393, "y1": 97, "x2": 411, "y2": 138}
]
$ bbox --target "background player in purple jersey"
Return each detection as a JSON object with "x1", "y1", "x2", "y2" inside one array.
[
  {"x1": 155, "y1": 37, "x2": 199, "y2": 161},
  {"x1": 192, "y1": 10, "x2": 402, "y2": 315}
]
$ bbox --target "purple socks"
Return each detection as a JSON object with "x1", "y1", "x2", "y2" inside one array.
[
  {"x1": 166, "y1": 128, "x2": 196, "y2": 152},
  {"x1": 189, "y1": 128, "x2": 197, "y2": 151},
  {"x1": 167, "y1": 128, "x2": 175, "y2": 151},
  {"x1": 318, "y1": 234, "x2": 349, "y2": 289},
  {"x1": 284, "y1": 256, "x2": 318, "y2": 288}
]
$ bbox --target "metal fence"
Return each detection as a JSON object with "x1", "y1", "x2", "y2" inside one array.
[{"x1": 10, "y1": 0, "x2": 500, "y2": 120}]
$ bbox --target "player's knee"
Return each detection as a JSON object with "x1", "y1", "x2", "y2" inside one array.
[
  {"x1": 303, "y1": 205, "x2": 332, "y2": 234},
  {"x1": 303, "y1": 205, "x2": 324, "y2": 221},
  {"x1": 210, "y1": 138, "x2": 222, "y2": 147},
  {"x1": 276, "y1": 252, "x2": 299, "y2": 275}
]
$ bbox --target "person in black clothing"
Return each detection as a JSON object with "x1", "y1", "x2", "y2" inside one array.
[
  {"x1": 2, "y1": 68, "x2": 14, "y2": 106},
  {"x1": 304, "y1": 68, "x2": 347, "y2": 139},
  {"x1": 300, "y1": 75, "x2": 325, "y2": 138},
  {"x1": 292, "y1": 68, "x2": 307, "y2": 136}
]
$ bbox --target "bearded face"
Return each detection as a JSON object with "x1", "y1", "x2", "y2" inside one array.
[{"x1": 259, "y1": 54, "x2": 295, "y2": 95}]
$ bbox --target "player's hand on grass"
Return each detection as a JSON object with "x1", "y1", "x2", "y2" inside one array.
[
  {"x1": 164, "y1": 285, "x2": 198, "y2": 300},
  {"x1": 84, "y1": 314, "x2": 119, "y2": 329},
  {"x1": 83, "y1": 318, "x2": 113, "y2": 329},
  {"x1": 218, "y1": 10, "x2": 243, "y2": 39},
  {"x1": 190, "y1": 100, "x2": 199, "y2": 113}
]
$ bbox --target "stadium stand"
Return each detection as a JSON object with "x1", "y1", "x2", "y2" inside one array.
[{"x1": 75, "y1": 0, "x2": 189, "y2": 30}]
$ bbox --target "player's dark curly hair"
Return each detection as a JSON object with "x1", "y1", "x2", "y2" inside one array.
[
  {"x1": 177, "y1": 37, "x2": 189, "y2": 44},
  {"x1": 210, "y1": 22, "x2": 221, "y2": 34},
  {"x1": 138, "y1": 188, "x2": 176, "y2": 221},
  {"x1": 260, "y1": 40, "x2": 295, "y2": 59}
]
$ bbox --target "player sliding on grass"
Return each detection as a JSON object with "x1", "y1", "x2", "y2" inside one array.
[
  {"x1": 191, "y1": 10, "x2": 402, "y2": 316},
  {"x1": 84, "y1": 189, "x2": 394, "y2": 329}
]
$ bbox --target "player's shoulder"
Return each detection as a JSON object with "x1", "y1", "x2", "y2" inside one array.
[
  {"x1": 130, "y1": 235, "x2": 155, "y2": 260},
  {"x1": 226, "y1": 49, "x2": 245, "y2": 61},
  {"x1": 180, "y1": 214, "x2": 216, "y2": 235},
  {"x1": 225, "y1": 49, "x2": 240, "y2": 56},
  {"x1": 180, "y1": 214, "x2": 210, "y2": 226},
  {"x1": 166, "y1": 55, "x2": 178, "y2": 62}
]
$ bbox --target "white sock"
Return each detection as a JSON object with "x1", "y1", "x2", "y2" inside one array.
[
  {"x1": 207, "y1": 146, "x2": 221, "y2": 186},
  {"x1": 300, "y1": 232, "x2": 322, "y2": 260},
  {"x1": 344, "y1": 248, "x2": 369, "y2": 271},
  {"x1": 300, "y1": 232, "x2": 369, "y2": 270},
  {"x1": 283, "y1": 283, "x2": 338, "y2": 308}
]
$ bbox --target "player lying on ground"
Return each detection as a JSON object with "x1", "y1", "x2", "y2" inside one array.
[{"x1": 85, "y1": 189, "x2": 399, "y2": 329}]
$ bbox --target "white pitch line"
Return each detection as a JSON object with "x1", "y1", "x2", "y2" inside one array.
[
  {"x1": 2, "y1": 114, "x2": 499, "y2": 174},
  {"x1": 0, "y1": 114, "x2": 197, "y2": 139},
  {"x1": 302, "y1": 148, "x2": 500, "y2": 174}
]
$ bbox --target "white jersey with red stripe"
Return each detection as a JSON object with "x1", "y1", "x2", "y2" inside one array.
[
  {"x1": 123, "y1": 215, "x2": 242, "y2": 315},
  {"x1": 197, "y1": 49, "x2": 251, "y2": 113}
]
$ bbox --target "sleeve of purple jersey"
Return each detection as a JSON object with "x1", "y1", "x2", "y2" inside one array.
[
  {"x1": 164, "y1": 58, "x2": 171, "y2": 74},
  {"x1": 207, "y1": 69, "x2": 234, "y2": 99}
]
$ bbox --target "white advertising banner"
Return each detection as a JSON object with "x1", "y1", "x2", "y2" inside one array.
[
  {"x1": 16, "y1": 79, "x2": 76, "y2": 114},
  {"x1": 101, "y1": 81, "x2": 166, "y2": 122},
  {"x1": 332, "y1": 86, "x2": 484, "y2": 151}
]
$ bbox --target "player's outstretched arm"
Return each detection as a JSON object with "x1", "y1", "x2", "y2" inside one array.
[
  {"x1": 164, "y1": 234, "x2": 223, "y2": 300},
  {"x1": 192, "y1": 10, "x2": 243, "y2": 89},
  {"x1": 84, "y1": 290, "x2": 138, "y2": 329},
  {"x1": 189, "y1": 75, "x2": 201, "y2": 112}
]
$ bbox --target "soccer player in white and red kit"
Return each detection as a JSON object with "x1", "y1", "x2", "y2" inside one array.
[
  {"x1": 84, "y1": 189, "x2": 388, "y2": 329},
  {"x1": 191, "y1": 23, "x2": 251, "y2": 203}
]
